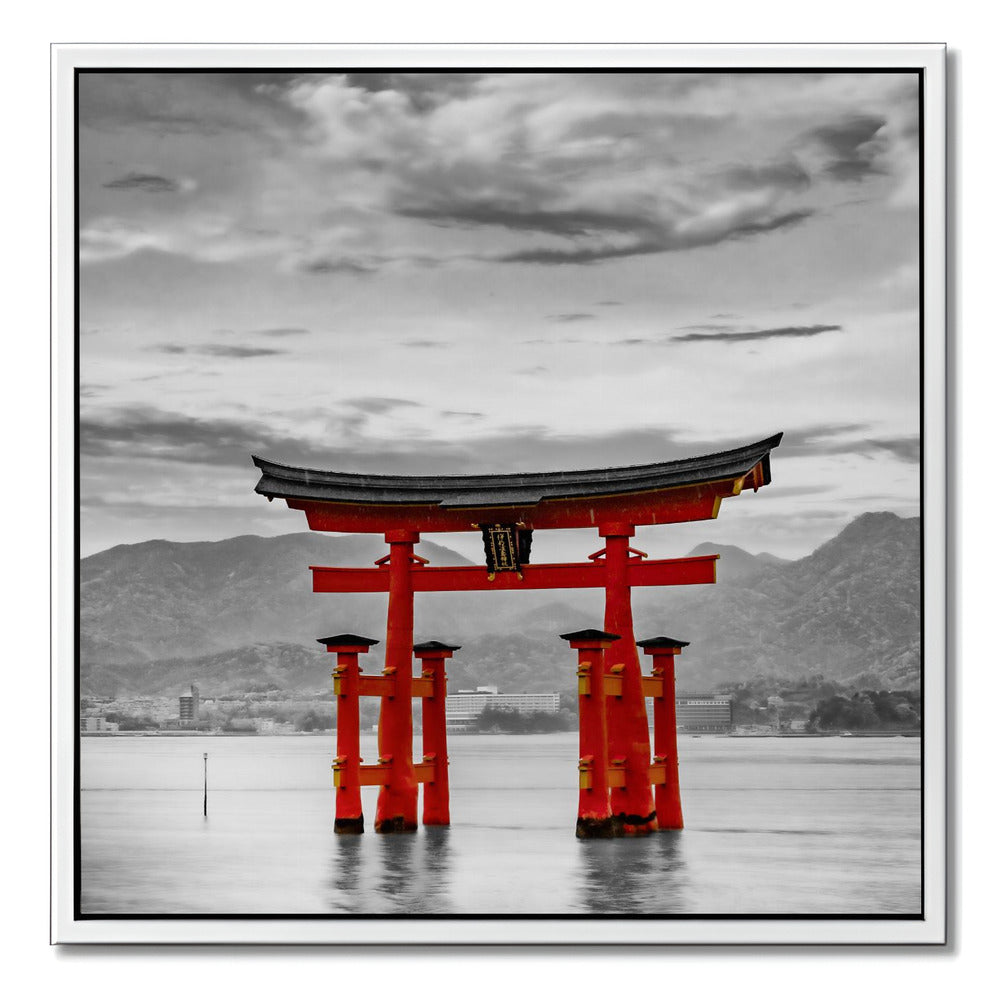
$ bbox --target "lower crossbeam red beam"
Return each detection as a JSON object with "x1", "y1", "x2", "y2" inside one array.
[
  {"x1": 334, "y1": 759, "x2": 438, "y2": 788},
  {"x1": 310, "y1": 555, "x2": 718, "y2": 594}
]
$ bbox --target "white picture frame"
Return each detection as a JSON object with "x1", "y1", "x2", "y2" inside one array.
[{"x1": 51, "y1": 43, "x2": 947, "y2": 945}]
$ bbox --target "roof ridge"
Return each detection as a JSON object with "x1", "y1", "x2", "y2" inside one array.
[{"x1": 251, "y1": 432, "x2": 783, "y2": 486}]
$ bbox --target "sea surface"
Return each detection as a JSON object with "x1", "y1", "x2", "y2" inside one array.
[{"x1": 80, "y1": 732, "x2": 921, "y2": 916}]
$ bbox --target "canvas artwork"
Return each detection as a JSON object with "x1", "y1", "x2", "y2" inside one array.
[{"x1": 51, "y1": 46, "x2": 946, "y2": 945}]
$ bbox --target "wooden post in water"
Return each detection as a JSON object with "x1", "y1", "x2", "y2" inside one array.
[
  {"x1": 375, "y1": 531, "x2": 421, "y2": 833},
  {"x1": 600, "y1": 524, "x2": 657, "y2": 836},
  {"x1": 319, "y1": 633, "x2": 380, "y2": 833},
  {"x1": 560, "y1": 628, "x2": 620, "y2": 838},
  {"x1": 637, "y1": 636, "x2": 690, "y2": 830},
  {"x1": 203, "y1": 752, "x2": 208, "y2": 817},
  {"x1": 414, "y1": 640, "x2": 460, "y2": 827}
]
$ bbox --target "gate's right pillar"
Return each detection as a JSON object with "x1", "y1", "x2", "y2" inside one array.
[
  {"x1": 414, "y1": 640, "x2": 459, "y2": 827},
  {"x1": 375, "y1": 530, "x2": 420, "y2": 833},
  {"x1": 637, "y1": 636, "x2": 690, "y2": 830},
  {"x1": 600, "y1": 524, "x2": 657, "y2": 836}
]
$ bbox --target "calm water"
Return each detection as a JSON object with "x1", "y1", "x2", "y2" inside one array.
[{"x1": 80, "y1": 733, "x2": 920, "y2": 916}]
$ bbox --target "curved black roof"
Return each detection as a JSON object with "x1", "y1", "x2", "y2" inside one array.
[{"x1": 252, "y1": 432, "x2": 782, "y2": 508}]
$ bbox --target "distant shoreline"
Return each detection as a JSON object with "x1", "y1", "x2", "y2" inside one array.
[{"x1": 81, "y1": 729, "x2": 922, "y2": 739}]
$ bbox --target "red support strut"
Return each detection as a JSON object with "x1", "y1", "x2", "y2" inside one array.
[
  {"x1": 375, "y1": 531, "x2": 421, "y2": 833},
  {"x1": 561, "y1": 629, "x2": 620, "y2": 839},
  {"x1": 414, "y1": 641, "x2": 460, "y2": 826},
  {"x1": 318, "y1": 633, "x2": 379, "y2": 834},
  {"x1": 638, "y1": 636, "x2": 690, "y2": 830},
  {"x1": 599, "y1": 525, "x2": 657, "y2": 836}
]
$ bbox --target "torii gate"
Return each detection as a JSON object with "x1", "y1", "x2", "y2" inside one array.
[{"x1": 253, "y1": 432, "x2": 782, "y2": 838}]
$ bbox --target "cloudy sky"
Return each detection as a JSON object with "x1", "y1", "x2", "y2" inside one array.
[{"x1": 79, "y1": 70, "x2": 921, "y2": 562}]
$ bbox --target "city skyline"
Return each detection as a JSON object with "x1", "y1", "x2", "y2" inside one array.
[{"x1": 79, "y1": 70, "x2": 921, "y2": 561}]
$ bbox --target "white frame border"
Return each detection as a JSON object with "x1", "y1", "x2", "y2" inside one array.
[{"x1": 52, "y1": 43, "x2": 947, "y2": 946}]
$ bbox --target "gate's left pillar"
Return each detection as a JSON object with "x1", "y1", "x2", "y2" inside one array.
[
  {"x1": 560, "y1": 628, "x2": 620, "y2": 839},
  {"x1": 319, "y1": 633, "x2": 379, "y2": 834},
  {"x1": 375, "y1": 530, "x2": 420, "y2": 833},
  {"x1": 414, "y1": 640, "x2": 460, "y2": 826}
]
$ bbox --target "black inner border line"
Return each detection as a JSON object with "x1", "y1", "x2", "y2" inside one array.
[
  {"x1": 917, "y1": 66, "x2": 926, "y2": 923},
  {"x1": 71, "y1": 64, "x2": 927, "y2": 923},
  {"x1": 73, "y1": 65, "x2": 83, "y2": 921}
]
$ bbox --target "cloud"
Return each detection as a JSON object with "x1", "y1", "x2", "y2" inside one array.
[
  {"x1": 152, "y1": 343, "x2": 286, "y2": 359},
  {"x1": 672, "y1": 323, "x2": 841, "y2": 344},
  {"x1": 80, "y1": 406, "x2": 760, "y2": 481},
  {"x1": 398, "y1": 202, "x2": 657, "y2": 239},
  {"x1": 102, "y1": 172, "x2": 182, "y2": 194},
  {"x1": 719, "y1": 160, "x2": 810, "y2": 193},
  {"x1": 342, "y1": 397, "x2": 421, "y2": 415},
  {"x1": 677, "y1": 323, "x2": 739, "y2": 332},
  {"x1": 79, "y1": 71, "x2": 301, "y2": 137},
  {"x1": 80, "y1": 406, "x2": 361, "y2": 471},
  {"x1": 343, "y1": 72, "x2": 486, "y2": 111},
  {"x1": 79, "y1": 213, "x2": 293, "y2": 265},
  {"x1": 402, "y1": 339, "x2": 447, "y2": 349},
  {"x1": 493, "y1": 210, "x2": 813, "y2": 266},
  {"x1": 280, "y1": 75, "x2": 824, "y2": 270},
  {"x1": 202, "y1": 345, "x2": 287, "y2": 359},
  {"x1": 298, "y1": 257, "x2": 375, "y2": 276},
  {"x1": 252, "y1": 327, "x2": 310, "y2": 337},
  {"x1": 864, "y1": 437, "x2": 920, "y2": 464},
  {"x1": 778, "y1": 425, "x2": 919, "y2": 463},
  {"x1": 725, "y1": 210, "x2": 815, "y2": 239},
  {"x1": 78, "y1": 74, "x2": 917, "y2": 277},
  {"x1": 80, "y1": 407, "x2": 918, "y2": 539},
  {"x1": 800, "y1": 114, "x2": 888, "y2": 182},
  {"x1": 596, "y1": 300, "x2": 623, "y2": 306},
  {"x1": 519, "y1": 337, "x2": 585, "y2": 345},
  {"x1": 612, "y1": 337, "x2": 656, "y2": 347},
  {"x1": 549, "y1": 313, "x2": 595, "y2": 323}
]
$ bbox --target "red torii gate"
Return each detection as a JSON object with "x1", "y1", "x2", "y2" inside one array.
[{"x1": 253, "y1": 432, "x2": 781, "y2": 837}]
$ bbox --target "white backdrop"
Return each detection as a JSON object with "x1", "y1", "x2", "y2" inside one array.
[{"x1": 3, "y1": 1, "x2": 987, "y2": 991}]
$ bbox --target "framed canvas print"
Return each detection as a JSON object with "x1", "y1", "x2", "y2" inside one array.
[{"x1": 51, "y1": 43, "x2": 947, "y2": 945}]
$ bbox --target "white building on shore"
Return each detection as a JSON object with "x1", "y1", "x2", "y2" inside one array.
[{"x1": 446, "y1": 686, "x2": 560, "y2": 731}]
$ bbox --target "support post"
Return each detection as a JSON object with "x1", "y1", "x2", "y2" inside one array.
[
  {"x1": 599, "y1": 524, "x2": 656, "y2": 836},
  {"x1": 560, "y1": 628, "x2": 619, "y2": 839},
  {"x1": 319, "y1": 633, "x2": 379, "y2": 834},
  {"x1": 414, "y1": 641, "x2": 460, "y2": 826},
  {"x1": 638, "y1": 636, "x2": 690, "y2": 830},
  {"x1": 375, "y1": 531, "x2": 421, "y2": 833}
]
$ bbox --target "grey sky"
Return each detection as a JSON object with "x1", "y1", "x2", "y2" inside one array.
[{"x1": 79, "y1": 70, "x2": 920, "y2": 561}]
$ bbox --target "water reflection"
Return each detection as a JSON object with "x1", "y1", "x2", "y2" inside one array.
[
  {"x1": 328, "y1": 825, "x2": 454, "y2": 914},
  {"x1": 419, "y1": 826, "x2": 453, "y2": 912},
  {"x1": 577, "y1": 829, "x2": 690, "y2": 914},
  {"x1": 376, "y1": 831, "x2": 419, "y2": 909},
  {"x1": 328, "y1": 833, "x2": 364, "y2": 912}
]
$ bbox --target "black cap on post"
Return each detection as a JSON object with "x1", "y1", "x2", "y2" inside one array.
[
  {"x1": 317, "y1": 633, "x2": 380, "y2": 649},
  {"x1": 413, "y1": 640, "x2": 462, "y2": 653},
  {"x1": 636, "y1": 635, "x2": 690, "y2": 650},
  {"x1": 559, "y1": 628, "x2": 621, "y2": 647}
]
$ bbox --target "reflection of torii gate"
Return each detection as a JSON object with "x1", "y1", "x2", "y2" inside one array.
[{"x1": 253, "y1": 433, "x2": 782, "y2": 838}]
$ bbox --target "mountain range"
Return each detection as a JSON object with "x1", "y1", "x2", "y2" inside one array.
[{"x1": 80, "y1": 512, "x2": 921, "y2": 698}]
